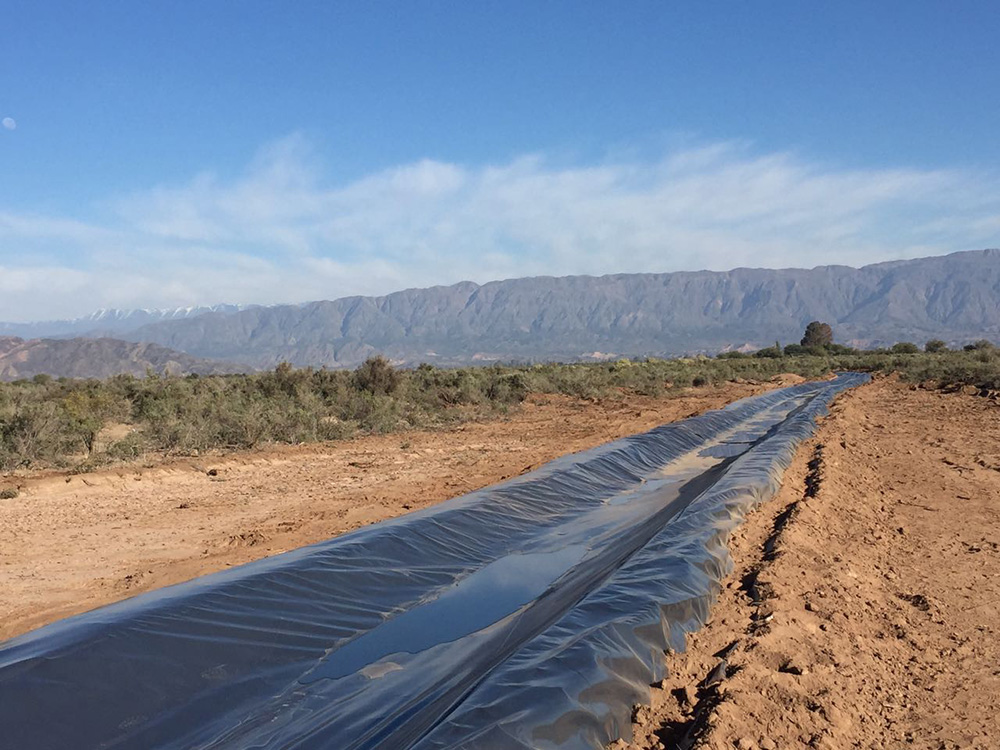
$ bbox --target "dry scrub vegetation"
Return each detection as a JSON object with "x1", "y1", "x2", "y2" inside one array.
[{"x1": 1, "y1": 343, "x2": 998, "y2": 473}]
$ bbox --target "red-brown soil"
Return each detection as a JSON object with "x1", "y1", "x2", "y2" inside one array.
[
  {"x1": 0, "y1": 382, "x2": 770, "y2": 641},
  {"x1": 6, "y1": 376, "x2": 996, "y2": 749},
  {"x1": 621, "y1": 377, "x2": 1000, "y2": 750}
]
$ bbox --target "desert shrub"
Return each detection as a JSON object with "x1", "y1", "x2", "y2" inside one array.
[
  {"x1": 783, "y1": 344, "x2": 828, "y2": 357},
  {"x1": 826, "y1": 343, "x2": 857, "y2": 355},
  {"x1": 341, "y1": 391, "x2": 401, "y2": 433},
  {"x1": 891, "y1": 342, "x2": 920, "y2": 354},
  {"x1": 964, "y1": 339, "x2": 996, "y2": 352},
  {"x1": 2, "y1": 345, "x2": 998, "y2": 470},
  {"x1": 60, "y1": 389, "x2": 130, "y2": 454},
  {"x1": 257, "y1": 361, "x2": 312, "y2": 398},
  {"x1": 540, "y1": 365, "x2": 610, "y2": 400},
  {"x1": 483, "y1": 368, "x2": 530, "y2": 405},
  {"x1": 318, "y1": 417, "x2": 356, "y2": 441},
  {"x1": 0, "y1": 400, "x2": 71, "y2": 469},
  {"x1": 425, "y1": 368, "x2": 486, "y2": 406},
  {"x1": 754, "y1": 345, "x2": 783, "y2": 359},
  {"x1": 352, "y1": 356, "x2": 401, "y2": 395},
  {"x1": 0, "y1": 487, "x2": 18, "y2": 499},
  {"x1": 925, "y1": 339, "x2": 948, "y2": 353},
  {"x1": 104, "y1": 433, "x2": 145, "y2": 461}
]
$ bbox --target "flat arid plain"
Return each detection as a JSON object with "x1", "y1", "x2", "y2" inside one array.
[{"x1": 2, "y1": 373, "x2": 998, "y2": 748}]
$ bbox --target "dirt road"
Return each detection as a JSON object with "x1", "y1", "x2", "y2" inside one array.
[
  {"x1": 626, "y1": 377, "x2": 1000, "y2": 750},
  {"x1": 0, "y1": 382, "x2": 772, "y2": 641}
]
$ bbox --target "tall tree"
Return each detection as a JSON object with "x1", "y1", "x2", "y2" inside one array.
[{"x1": 801, "y1": 321, "x2": 833, "y2": 347}]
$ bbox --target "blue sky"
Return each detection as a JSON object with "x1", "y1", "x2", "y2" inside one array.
[{"x1": 2, "y1": 2, "x2": 999, "y2": 321}]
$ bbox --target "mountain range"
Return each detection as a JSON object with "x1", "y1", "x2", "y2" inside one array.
[
  {"x1": 0, "y1": 337, "x2": 241, "y2": 381},
  {"x1": 2, "y1": 249, "x2": 998, "y2": 379},
  {"x1": 0, "y1": 304, "x2": 249, "y2": 340}
]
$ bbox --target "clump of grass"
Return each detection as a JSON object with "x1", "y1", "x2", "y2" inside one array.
[{"x1": 0, "y1": 487, "x2": 19, "y2": 499}]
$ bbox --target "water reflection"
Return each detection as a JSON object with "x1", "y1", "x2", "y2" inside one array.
[{"x1": 304, "y1": 546, "x2": 587, "y2": 682}]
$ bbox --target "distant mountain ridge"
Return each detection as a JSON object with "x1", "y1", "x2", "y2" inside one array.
[
  {"x1": 0, "y1": 337, "x2": 244, "y2": 381},
  {"x1": 0, "y1": 304, "x2": 250, "y2": 340},
  {"x1": 117, "y1": 249, "x2": 1000, "y2": 368},
  {"x1": 5, "y1": 249, "x2": 999, "y2": 373}
]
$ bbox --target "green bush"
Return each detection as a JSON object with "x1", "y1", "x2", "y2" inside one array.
[
  {"x1": 104, "y1": 433, "x2": 145, "y2": 461},
  {"x1": 754, "y1": 345, "x2": 783, "y2": 359},
  {"x1": 783, "y1": 344, "x2": 828, "y2": 357},
  {"x1": 826, "y1": 343, "x2": 857, "y2": 355},
  {"x1": 1, "y1": 346, "x2": 998, "y2": 471},
  {"x1": 964, "y1": 339, "x2": 996, "y2": 352},
  {"x1": 352, "y1": 356, "x2": 401, "y2": 395}
]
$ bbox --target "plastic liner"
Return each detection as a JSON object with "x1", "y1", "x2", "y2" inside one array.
[{"x1": 0, "y1": 373, "x2": 867, "y2": 750}]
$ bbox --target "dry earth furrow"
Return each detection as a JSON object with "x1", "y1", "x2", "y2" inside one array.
[{"x1": 625, "y1": 377, "x2": 1000, "y2": 750}]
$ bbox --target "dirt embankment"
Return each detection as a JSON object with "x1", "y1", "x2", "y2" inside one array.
[
  {"x1": 623, "y1": 377, "x2": 1000, "y2": 750},
  {"x1": 0, "y1": 382, "x2": 772, "y2": 641}
]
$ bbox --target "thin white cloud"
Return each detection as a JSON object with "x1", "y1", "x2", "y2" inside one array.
[
  {"x1": 0, "y1": 212, "x2": 114, "y2": 244},
  {"x1": 1, "y1": 136, "x2": 999, "y2": 321}
]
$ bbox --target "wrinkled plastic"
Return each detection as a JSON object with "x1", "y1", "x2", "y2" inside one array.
[{"x1": 0, "y1": 373, "x2": 867, "y2": 749}]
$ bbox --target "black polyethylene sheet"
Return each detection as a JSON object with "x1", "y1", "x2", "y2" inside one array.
[{"x1": 0, "y1": 373, "x2": 868, "y2": 749}]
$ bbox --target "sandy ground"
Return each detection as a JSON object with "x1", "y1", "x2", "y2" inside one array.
[
  {"x1": 623, "y1": 377, "x2": 1000, "y2": 750},
  {"x1": 6, "y1": 376, "x2": 997, "y2": 749},
  {"x1": 0, "y1": 382, "x2": 773, "y2": 641}
]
